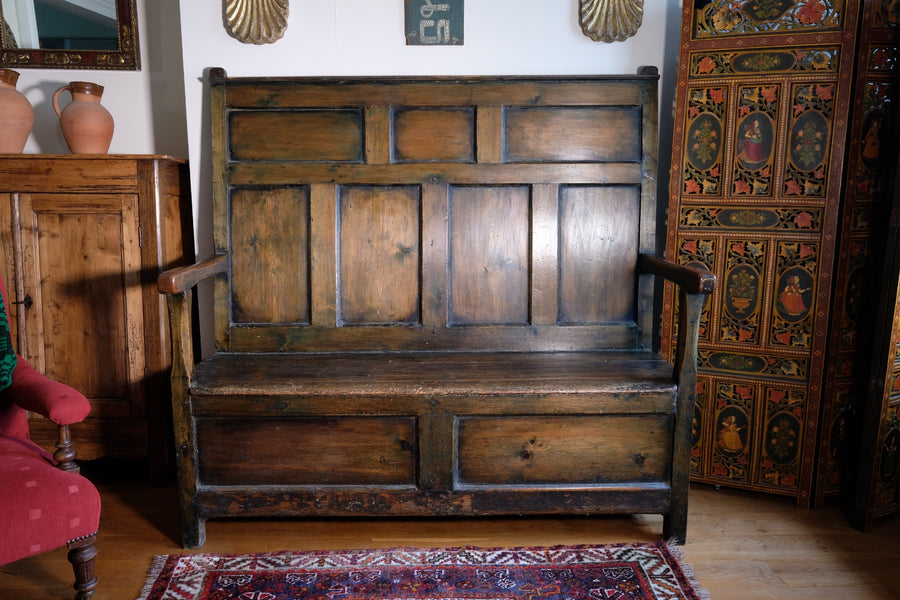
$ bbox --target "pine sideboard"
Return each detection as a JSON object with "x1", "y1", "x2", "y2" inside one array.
[{"x1": 0, "y1": 155, "x2": 194, "y2": 481}]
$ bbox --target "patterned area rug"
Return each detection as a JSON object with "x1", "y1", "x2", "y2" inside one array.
[{"x1": 136, "y1": 542, "x2": 708, "y2": 600}]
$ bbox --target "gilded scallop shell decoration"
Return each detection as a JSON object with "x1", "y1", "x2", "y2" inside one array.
[
  {"x1": 224, "y1": 0, "x2": 290, "y2": 45},
  {"x1": 580, "y1": 0, "x2": 644, "y2": 43}
]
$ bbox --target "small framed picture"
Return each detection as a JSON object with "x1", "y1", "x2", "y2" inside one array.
[{"x1": 405, "y1": 0, "x2": 464, "y2": 45}]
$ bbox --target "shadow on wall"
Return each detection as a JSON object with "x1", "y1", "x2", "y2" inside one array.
[{"x1": 22, "y1": 81, "x2": 71, "y2": 153}]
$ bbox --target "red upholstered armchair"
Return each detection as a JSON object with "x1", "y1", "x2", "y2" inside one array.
[{"x1": 0, "y1": 278, "x2": 101, "y2": 599}]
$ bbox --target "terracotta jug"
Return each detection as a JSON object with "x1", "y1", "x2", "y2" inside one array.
[
  {"x1": 52, "y1": 81, "x2": 114, "y2": 154},
  {"x1": 0, "y1": 69, "x2": 35, "y2": 153}
]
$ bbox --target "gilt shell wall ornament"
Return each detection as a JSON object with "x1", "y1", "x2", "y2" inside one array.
[
  {"x1": 224, "y1": 0, "x2": 290, "y2": 45},
  {"x1": 579, "y1": 0, "x2": 644, "y2": 43}
]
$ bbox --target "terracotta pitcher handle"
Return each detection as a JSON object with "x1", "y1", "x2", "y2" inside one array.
[{"x1": 52, "y1": 84, "x2": 72, "y2": 117}]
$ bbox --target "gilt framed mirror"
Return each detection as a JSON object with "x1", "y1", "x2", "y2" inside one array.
[{"x1": 0, "y1": 0, "x2": 139, "y2": 70}]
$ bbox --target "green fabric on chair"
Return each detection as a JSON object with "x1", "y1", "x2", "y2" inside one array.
[{"x1": 0, "y1": 293, "x2": 17, "y2": 391}]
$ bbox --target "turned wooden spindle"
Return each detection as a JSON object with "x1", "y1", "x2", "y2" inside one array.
[{"x1": 54, "y1": 424, "x2": 80, "y2": 474}]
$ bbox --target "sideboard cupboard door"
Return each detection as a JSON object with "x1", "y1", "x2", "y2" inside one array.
[
  {"x1": 17, "y1": 192, "x2": 147, "y2": 439},
  {"x1": 0, "y1": 155, "x2": 194, "y2": 482}
]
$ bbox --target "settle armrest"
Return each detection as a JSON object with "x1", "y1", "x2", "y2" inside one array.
[
  {"x1": 158, "y1": 254, "x2": 229, "y2": 295},
  {"x1": 639, "y1": 253, "x2": 716, "y2": 295},
  {"x1": 10, "y1": 357, "x2": 90, "y2": 426},
  {"x1": 158, "y1": 256, "x2": 230, "y2": 384}
]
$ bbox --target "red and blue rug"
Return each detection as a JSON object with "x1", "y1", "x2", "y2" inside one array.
[{"x1": 136, "y1": 542, "x2": 708, "y2": 600}]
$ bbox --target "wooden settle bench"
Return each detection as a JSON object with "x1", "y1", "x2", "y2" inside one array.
[{"x1": 159, "y1": 67, "x2": 715, "y2": 548}]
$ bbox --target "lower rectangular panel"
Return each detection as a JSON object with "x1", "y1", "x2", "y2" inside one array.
[
  {"x1": 196, "y1": 417, "x2": 417, "y2": 486},
  {"x1": 456, "y1": 415, "x2": 674, "y2": 485}
]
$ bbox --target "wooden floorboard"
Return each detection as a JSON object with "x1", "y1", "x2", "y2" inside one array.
[{"x1": 2, "y1": 459, "x2": 899, "y2": 599}]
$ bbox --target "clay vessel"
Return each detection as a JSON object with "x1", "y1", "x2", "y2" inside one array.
[
  {"x1": 0, "y1": 69, "x2": 35, "y2": 153},
  {"x1": 52, "y1": 81, "x2": 114, "y2": 154}
]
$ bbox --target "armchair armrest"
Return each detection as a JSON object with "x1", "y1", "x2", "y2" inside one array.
[
  {"x1": 638, "y1": 253, "x2": 716, "y2": 295},
  {"x1": 158, "y1": 254, "x2": 229, "y2": 295},
  {"x1": 10, "y1": 358, "x2": 90, "y2": 426}
]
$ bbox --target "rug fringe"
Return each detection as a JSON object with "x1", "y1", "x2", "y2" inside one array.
[
  {"x1": 134, "y1": 555, "x2": 169, "y2": 600},
  {"x1": 664, "y1": 540, "x2": 711, "y2": 600}
]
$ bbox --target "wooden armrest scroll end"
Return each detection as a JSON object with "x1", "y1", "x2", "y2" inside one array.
[
  {"x1": 158, "y1": 254, "x2": 229, "y2": 295},
  {"x1": 639, "y1": 253, "x2": 716, "y2": 295}
]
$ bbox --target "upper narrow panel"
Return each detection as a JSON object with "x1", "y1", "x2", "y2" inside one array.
[
  {"x1": 504, "y1": 106, "x2": 641, "y2": 163},
  {"x1": 229, "y1": 110, "x2": 364, "y2": 162},
  {"x1": 393, "y1": 108, "x2": 475, "y2": 163}
]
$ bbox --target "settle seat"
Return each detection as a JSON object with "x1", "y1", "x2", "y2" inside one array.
[
  {"x1": 159, "y1": 68, "x2": 715, "y2": 549},
  {"x1": 0, "y1": 279, "x2": 100, "y2": 599}
]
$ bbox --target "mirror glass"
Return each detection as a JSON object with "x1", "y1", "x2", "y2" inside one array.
[{"x1": 0, "y1": 0, "x2": 139, "y2": 70}]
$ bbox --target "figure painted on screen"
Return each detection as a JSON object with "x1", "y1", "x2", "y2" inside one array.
[
  {"x1": 778, "y1": 275, "x2": 810, "y2": 316},
  {"x1": 737, "y1": 118, "x2": 766, "y2": 166},
  {"x1": 718, "y1": 415, "x2": 745, "y2": 453}
]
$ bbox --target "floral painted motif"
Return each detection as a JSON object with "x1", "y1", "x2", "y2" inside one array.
[
  {"x1": 678, "y1": 238, "x2": 716, "y2": 270},
  {"x1": 689, "y1": 117, "x2": 721, "y2": 169},
  {"x1": 682, "y1": 87, "x2": 727, "y2": 196},
  {"x1": 784, "y1": 83, "x2": 834, "y2": 197},
  {"x1": 689, "y1": 47, "x2": 838, "y2": 76},
  {"x1": 759, "y1": 387, "x2": 805, "y2": 490},
  {"x1": 746, "y1": 0, "x2": 803, "y2": 22},
  {"x1": 679, "y1": 206, "x2": 822, "y2": 230},
  {"x1": 721, "y1": 239, "x2": 766, "y2": 344},
  {"x1": 790, "y1": 114, "x2": 828, "y2": 170},
  {"x1": 676, "y1": 238, "x2": 715, "y2": 342},
  {"x1": 690, "y1": 377, "x2": 710, "y2": 475},
  {"x1": 700, "y1": 350, "x2": 809, "y2": 379},
  {"x1": 869, "y1": 46, "x2": 899, "y2": 72},
  {"x1": 694, "y1": 0, "x2": 842, "y2": 38},
  {"x1": 767, "y1": 413, "x2": 801, "y2": 463}
]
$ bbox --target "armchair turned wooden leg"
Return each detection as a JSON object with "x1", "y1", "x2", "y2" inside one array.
[
  {"x1": 54, "y1": 424, "x2": 80, "y2": 474},
  {"x1": 67, "y1": 535, "x2": 98, "y2": 599}
]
